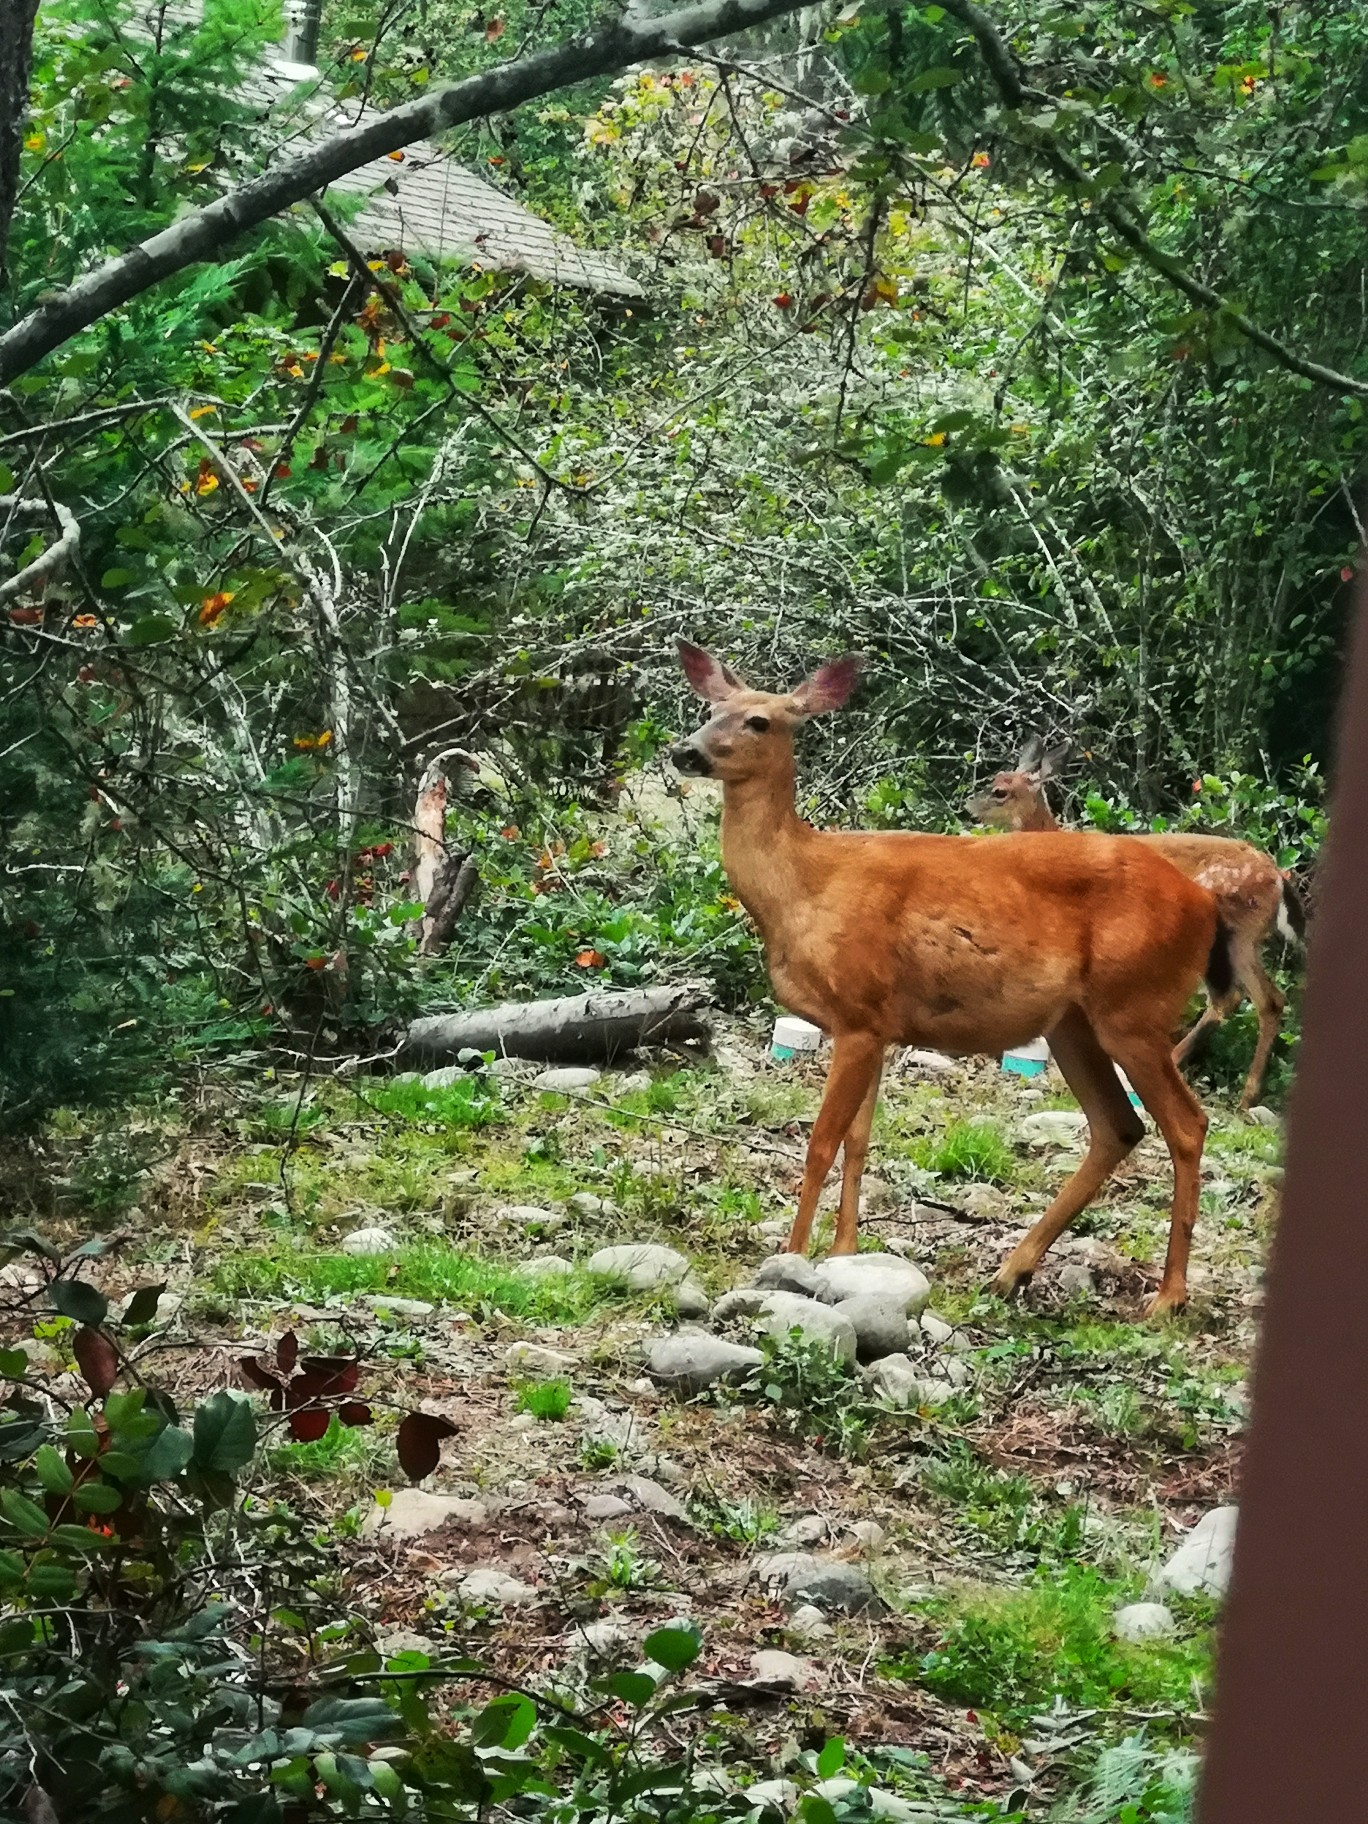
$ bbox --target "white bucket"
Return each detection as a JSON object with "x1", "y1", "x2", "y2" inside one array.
[
  {"x1": 1002, "y1": 1037, "x2": 1049, "y2": 1078},
  {"x1": 772, "y1": 1015, "x2": 822, "y2": 1061}
]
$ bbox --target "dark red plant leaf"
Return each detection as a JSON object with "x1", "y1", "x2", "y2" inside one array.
[
  {"x1": 72, "y1": 1328, "x2": 117, "y2": 1397},
  {"x1": 289, "y1": 1360, "x2": 359, "y2": 1406},
  {"x1": 239, "y1": 1356, "x2": 283, "y2": 1398},
  {"x1": 277, "y1": 1331, "x2": 299, "y2": 1375},
  {"x1": 397, "y1": 1411, "x2": 457, "y2": 1481},
  {"x1": 338, "y1": 1402, "x2": 372, "y2": 1428},
  {"x1": 288, "y1": 1407, "x2": 332, "y2": 1442}
]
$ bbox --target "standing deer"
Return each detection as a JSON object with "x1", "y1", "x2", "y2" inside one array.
[
  {"x1": 671, "y1": 644, "x2": 1233, "y2": 1317},
  {"x1": 966, "y1": 738, "x2": 1306, "y2": 1111}
]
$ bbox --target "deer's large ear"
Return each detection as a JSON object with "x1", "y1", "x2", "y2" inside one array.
[
  {"x1": 1039, "y1": 741, "x2": 1072, "y2": 782},
  {"x1": 677, "y1": 640, "x2": 745, "y2": 702},
  {"x1": 1017, "y1": 734, "x2": 1045, "y2": 773},
  {"x1": 790, "y1": 655, "x2": 863, "y2": 717}
]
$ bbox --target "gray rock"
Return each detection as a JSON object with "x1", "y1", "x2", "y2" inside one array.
[
  {"x1": 363, "y1": 1490, "x2": 488, "y2": 1540},
  {"x1": 919, "y1": 1310, "x2": 954, "y2": 1347},
  {"x1": 364, "y1": 1294, "x2": 435, "y2": 1319},
  {"x1": 751, "y1": 1253, "x2": 823, "y2": 1297},
  {"x1": 496, "y1": 1202, "x2": 564, "y2": 1230},
  {"x1": 587, "y1": 1243, "x2": 691, "y2": 1290},
  {"x1": 615, "y1": 1072, "x2": 653, "y2": 1096},
  {"x1": 534, "y1": 1066, "x2": 602, "y2": 1093},
  {"x1": 1155, "y1": 1505, "x2": 1238, "y2": 1599},
  {"x1": 488, "y1": 1055, "x2": 535, "y2": 1079},
  {"x1": 647, "y1": 1334, "x2": 762, "y2": 1395},
  {"x1": 341, "y1": 1225, "x2": 398, "y2": 1256},
  {"x1": 779, "y1": 1514, "x2": 829, "y2": 1547},
  {"x1": 459, "y1": 1568, "x2": 537, "y2": 1606},
  {"x1": 901, "y1": 1049, "x2": 957, "y2": 1072},
  {"x1": 712, "y1": 1287, "x2": 770, "y2": 1324},
  {"x1": 1055, "y1": 1263, "x2": 1097, "y2": 1298},
  {"x1": 606, "y1": 1474, "x2": 689, "y2": 1521},
  {"x1": 583, "y1": 1493, "x2": 633, "y2": 1523},
  {"x1": 831, "y1": 1294, "x2": 909, "y2": 1363},
  {"x1": 813, "y1": 1254, "x2": 931, "y2": 1316},
  {"x1": 568, "y1": 1191, "x2": 619, "y2": 1218},
  {"x1": 787, "y1": 1602, "x2": 833, "y2": 1640},
  {"x1": 863, "y1": 1354, "x2": 956, "y2": 1407},
  {"x1": 1020, "y1": 1110, "x2": 1089, "y2": 1146},
  {"x1": 520, "y1": 1254, "x2": 575, "y2": 1277},
  {"x1": 504, "y1": 1341, "x2": 577, "y2": 1375},
  {"x1": 785, "y1": 1557, "x2": 884, "y2": 1615},
  {"x1": 749, "y1": 1648, "x2": 818, "y2": 1691},
  {"x1": 675, "y1": 1278, "x2": 711, "y2": 1319},
  {"x1": 570, "y1": 1617, "x2": 636, "y2": 1658},
  {"x1": 378, "y1": 1627, "x2": 433, "y2": 1658},
  {"x1": 755, "y1": 1218, "x2": 791, "y2": 1243},
  {"x1": 849, "y1": 1520, "x2": 885, "y2": 1551},
  {"x1": 420, "y1": 1065, "x2": 468, "y2": 1088},
  {"x1": 760, "y1": 1292, "x2": 857, "y2": 1365},
  {"x1": 1113, "y1": 1602, "x2": 1177, "y2": 1643},
  {"x1": 755, "y1": 1550, "x2": 821, "y2": 1586},
  {"x1": 745, "y1": 1780, "x2": 798, "y2": 1814},
  {"x1": 1246, "y1": 1104, "x2": 1280, "y2": 1129}
]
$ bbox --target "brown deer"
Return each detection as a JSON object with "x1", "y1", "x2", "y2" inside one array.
[
  {"x1": 671, "y1": 645, "x2": 1233, "y2": 1317},
  {"x1": 966, "y1": 738, "x2": 1305, "y2": 1111}
]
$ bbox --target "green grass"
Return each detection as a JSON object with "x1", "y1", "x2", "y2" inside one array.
[
  {"x1": 689, "y1": 1493, "x2": 784, "y2": 1545},
  {"x1": 360, "y1": 1076, "x2": 504, "y2": 1128},
  {"x1": 909, "y1": 1564, "x2": 1210, "y2": 1729},
  {"x1": 515, "y1": 1378, "x2": 573, "y2": 1421},
  {"x1": 209, "y1": 1243, "x2": 604, "y2": 1322},
  {"x1": 911, "y1": 1118, "x2": 1016, "y2": 1183},
  {"x1": 265, "y1": 1414, "x2": 383, "y2": 1481}
]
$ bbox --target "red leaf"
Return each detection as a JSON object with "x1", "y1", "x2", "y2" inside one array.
[
  {"x1": 288, "y1": 1407, "x2": 332, "y2": 1442},
  {"x1": 277, "y1": 1331, "x2": 299, "y2": 1375},
  {"x1": 484, "y1": 15, "x2": 505, "y2": 39},
  {"x1": 239, "y1": 1356, "x2": 283, "y2": 1399},
  {"x1": 772, "y1": 293, "x2": 793, "y2": 310},
  {"x1": 339, "y1": 1401, "x2": 373, "y2": 1427},
  {"x1": 397, "y1": 1411, "x2": 458, "y2": 1481},
  {"x1": 1342, "y1": 566, "x2": 1355, "y2": 582},
  {"x1": 73, "y1": 1327, "x2": 117, "y2": 1397}
]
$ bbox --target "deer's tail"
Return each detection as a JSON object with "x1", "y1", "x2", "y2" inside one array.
[
  {"x1": 1276, "y1": 876, "x2": 1307, "y2": 947},
  {"x1": 1205, "y1": 919, "x2": 1235, "y2": 1000}
]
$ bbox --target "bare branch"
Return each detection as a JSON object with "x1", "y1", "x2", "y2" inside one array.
[{"x1": 0, "y1": 494, "x2": 80, "y2": 604}]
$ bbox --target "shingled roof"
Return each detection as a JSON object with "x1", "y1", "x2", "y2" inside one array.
[
  {"x1": 252, "y1": 57, "x2": 644, "y2": 298},
  {"x1": 112, "y1": 2, "x2": 643, "y2": 298}
]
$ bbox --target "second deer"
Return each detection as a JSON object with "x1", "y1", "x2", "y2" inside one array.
[
  {"x1": 967, "y1": 739, "x2": 1305, "y2": 1111},
  {"x1": 671, "y1": 645, "x2": 1233, "y2": 1317}
]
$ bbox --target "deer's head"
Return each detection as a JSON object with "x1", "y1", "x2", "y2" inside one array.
[
  {"x1": 669, "y1": 642, "x2": 862, "y2": 782},
  {"x1": 965, "y1": 736, "x2": 1070, "y2": 829}
]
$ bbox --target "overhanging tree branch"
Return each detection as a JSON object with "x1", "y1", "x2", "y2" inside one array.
[
  {"x1": 0, "y1": 0, "x2": 827, "y2": 387},
  {"x1": 939, "y1": 0, "x2": 1368, "y2": 400}
]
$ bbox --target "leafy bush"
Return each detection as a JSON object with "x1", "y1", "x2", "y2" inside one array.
[
  {"x1": 912, "y1": 1119, "x2": 1016, "y2": 1184},
  {"x1": 515, "y1": 1378, "x2": 574, "y2": 1421}
]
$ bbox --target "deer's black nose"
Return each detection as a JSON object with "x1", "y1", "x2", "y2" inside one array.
[{"x1": 670, "y1": 742, "x2": 712, "y2": 777}]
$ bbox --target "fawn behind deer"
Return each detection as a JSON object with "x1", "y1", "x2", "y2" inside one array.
[
  {"x1": 967, "y1": 739, "x2": 1304, "y2": 1110},
  {"x1": 672, "y1": 645, "x2": 1232, "y2": 1316}
]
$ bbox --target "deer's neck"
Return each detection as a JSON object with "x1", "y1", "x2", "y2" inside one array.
[
  {"x1": 1023, "y1": 799, "x2": 1058, "y2": 833},
  {"x1": 718, "y1": 756, "x2": 811, "y2": 935}
]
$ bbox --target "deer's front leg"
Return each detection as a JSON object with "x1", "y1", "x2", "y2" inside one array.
[{"x1": 784, "y1": 1033, "x2": 885, "y2": 1257}]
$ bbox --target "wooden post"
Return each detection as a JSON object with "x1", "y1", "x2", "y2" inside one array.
[{"x1": 1198, "y1": 570, "x2": 1368, "y2": 1819}]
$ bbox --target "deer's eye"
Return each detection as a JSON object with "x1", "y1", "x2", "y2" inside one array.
[
  {"x1": 991, "y1": 787, "x2": 1008, "y2": 799},
  {"x1": 745, "y1": 715, "x2": 770, "y2": 734}
]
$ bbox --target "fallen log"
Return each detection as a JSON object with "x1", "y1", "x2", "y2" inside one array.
[{"x1": 399, "y1": 984, "x2": 712, "y2": 1067}]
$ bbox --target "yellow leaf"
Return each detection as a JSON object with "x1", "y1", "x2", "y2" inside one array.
[
  {"x1": 1011, "y1": 422, "x2": 1030, "y2": 435},
  {"x1": 328, "y1": 260, "x2": 350, "y2": 277},
  {"x1": 923, "y1": 431, "x2": 946, "y2": 447},
  {"x1": 350, "y1": 45, "x2": 367, "y2": 60},
  {"x1": 25, "y1": 132, "x2": 45, "y2": 153},
  {"x1": 195, "y1": 472, "x2": 220, "y2": 495},
  {"x1": 189, "y1": 403, "x2": 217, "y2": 419}
]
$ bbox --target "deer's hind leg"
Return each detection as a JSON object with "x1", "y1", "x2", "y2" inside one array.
[
  {"x1": 1235, "y1": 942, "x2": 1285, "y2": 1113},
  {"x1": 990, "y1": 1007, "x2": 1143, "y2": 1299},
  {"x1": 784, "y1": 1033, "x2": 884, "y2": 1258}
]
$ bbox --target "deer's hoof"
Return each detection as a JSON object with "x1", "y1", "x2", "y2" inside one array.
[
  {"x1": 987, "y1": 1263, "x2": 1032, "y2": 1301},
  {"x1": 1143, "y1": 1288, "x2": 1188, "y2": 1322}
]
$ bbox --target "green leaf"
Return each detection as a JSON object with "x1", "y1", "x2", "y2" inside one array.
[
  {"x1": 192, "y1": 1390, "x2": 257, "y2": 1473},
  {"x1": 26, "y1": 1564, "x2": 76, "y2": 1599},
  {"x1": 0, "y1": 1349, "x2": 27, "y2": 1379},
  {"x1": 49, "y1": 1279, "x2": 108, "y2": 1326},
  {"x1": 816, "y1": 1738, "x2": 846, "y2": 1779},
  {"x1": 908, "y1": 65, "x2": 959, "y2": 91},
  {"x1": 141, "y1": 1423, "x2": 194, "y2": 1482},
  {"x1": 604, "y1": 1670, "x2": 657, "y2": 1708},
  {"x1": 126, "y1": 613, "x2": 178, "y2": 646},
  {"x1": 643, "y1": 1623, "x2": 702, "y2": 1672},
  {"x1": 300, "y1": 1695, "x2": 401, "y2": 1745},
  {"x1": 73, "y1": 1481, "x2": 122, "y2": 1514},
  {"x1": 1, "y1": 1490, "x2": 48, "y2": 1537},
  {"x1": 100, "y1": 567, "x2": 136, "y2": 588},
  {"x1": 801, "y1": 1798, "x2": 840, "y2": 1824},
  {"x1": 120, "y1": 1284, "x2": 166, "y2": 1327},
  {"x1": 471, "y1": 1693, "x2": 537, "y2": 1749},
  {"x1": 34, "y1": 1445, "x2": 73, "y2": 1496}
]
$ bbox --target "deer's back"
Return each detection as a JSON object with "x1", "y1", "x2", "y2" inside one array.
[{"x1": 1137, "y1": 832, "x2": 1281, "y2": 922}]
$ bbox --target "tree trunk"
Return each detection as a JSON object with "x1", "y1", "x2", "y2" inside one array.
[
  {"x1": 0, "y1": 0, "x2": 41, "y2": 287},
  {"x1": 400, "y1": 985, "x2": 712, "y2": 1066}
]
